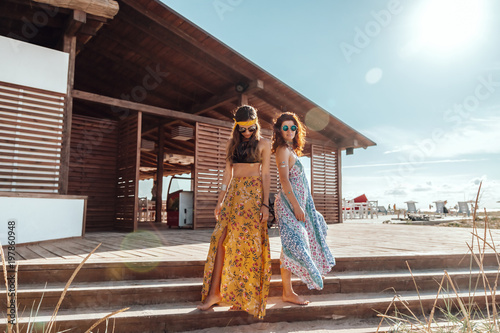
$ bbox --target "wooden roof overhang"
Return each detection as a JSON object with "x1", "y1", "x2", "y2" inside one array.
[{"x1": 1, "y1": 0, "x2": 376, "y2": 180}]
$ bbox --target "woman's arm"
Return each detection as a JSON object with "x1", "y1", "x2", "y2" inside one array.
[
  {"x1": 259, "y1": 139, "x2": 271, "y2": 222},
  {"x1": 276, "y1": 146, "x2": 305, "y2": 221}
]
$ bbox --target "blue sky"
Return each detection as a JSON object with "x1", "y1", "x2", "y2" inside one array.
[{"x1": 155, "y1": 0, "x2": 500, "y2": 211}]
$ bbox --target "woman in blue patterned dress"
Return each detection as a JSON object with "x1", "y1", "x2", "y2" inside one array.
[{"x1": 271, "y1": 112, "x2": 336, "y2": 305}]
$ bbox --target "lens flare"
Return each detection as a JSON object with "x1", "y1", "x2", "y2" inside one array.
[
  {"x1": 120, "y1": 230, "x2": 161, "y2": 273},
  {"x1": 305, "y1": 107, "x2": 329, "y2": 132},
  {"x1": 365, "y1": 67, "x2": 383, "y2": 84}
]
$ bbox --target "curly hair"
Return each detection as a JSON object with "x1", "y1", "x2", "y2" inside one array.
[
  {"x1": 271, "y1": 112, "x2": 306, "y2": 156},
  {"x1": 226, "y1": 105, "x2": 262, "y2": 162}
]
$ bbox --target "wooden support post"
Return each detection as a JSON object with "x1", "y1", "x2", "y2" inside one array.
[
  {"x1": 59, "y1": 10, "x2": 86, "y2": 194},
  {"x1": 239, "y1": 93, "x2": 248, "y2": 106},
  {"x1": 337, "y1": 148, "x2": 343, "y2": 223},
  {"x1": 59, "y1": 34, "x2": 77, "y2": 194},
  {"x1": 191, "y1": 164, "x2": 195, "y2": 191},
  {"x1": 133, "y1": 112, "x2": 142, "y2": 231},
  {"x1": 155, "y1": 122, "x2": 165, "y2": 223}
]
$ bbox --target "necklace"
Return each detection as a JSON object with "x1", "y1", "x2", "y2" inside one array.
[{"x1": 286, "y1": 142, "x2": 297, "y2": 156}]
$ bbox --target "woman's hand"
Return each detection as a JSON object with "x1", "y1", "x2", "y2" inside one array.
[
  {"x1": 214, "y1": 202, "x2": 223, "y2": 220},
  {"x1": 260, "y1": 205, "x2": 269, "y2": 223},
  {"x1": 293, "y1": 205, "x2": 305, "y2": 222}
]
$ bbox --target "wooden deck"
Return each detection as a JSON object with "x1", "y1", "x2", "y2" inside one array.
[{"x1": 11, "y1": 220, "x2": 500, "y2": 265}]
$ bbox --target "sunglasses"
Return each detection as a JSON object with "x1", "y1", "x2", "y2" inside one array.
[
  {"x1": 238, "y1": 125, "x2": 257, "y2": 133},
  {"x1": 282, "y1": 125, "x2": 297, "y2": 132}
]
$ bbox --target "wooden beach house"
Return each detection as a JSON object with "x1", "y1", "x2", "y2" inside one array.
[{"x1": 0, "y1": 0, "x2": 375, "y2": 244}]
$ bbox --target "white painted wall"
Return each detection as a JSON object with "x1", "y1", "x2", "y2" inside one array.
[
  {"x1": 0, "y1": 35, "x2": 69, "y2": 94},
  {"x1": 0, "y1": 196, "x2": 85, "y2": 245}
]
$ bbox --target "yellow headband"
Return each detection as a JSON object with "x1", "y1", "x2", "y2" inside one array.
[{"x1": 233, "y1": 118, "x2": 257, "y2": 131}]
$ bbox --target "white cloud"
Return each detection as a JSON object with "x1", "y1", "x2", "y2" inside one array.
[
  {"x1": 431, "y1": 116, "x2": 500, "y2": 158},
  {"x1": 361, "y1": 114, "x2": 500, "y2": 161}
]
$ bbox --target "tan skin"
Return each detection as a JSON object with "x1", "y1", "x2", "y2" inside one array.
[
  {"x1": 275, "y1": 120, "x2": 309, "y2": 305},
  {"x1": 197, "y1": 125, "x2": 271, "y2": 311}
]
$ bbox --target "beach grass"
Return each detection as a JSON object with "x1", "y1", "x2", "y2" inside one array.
[
  {"x1": 377, "y1": 182, "x2": 500, "y2": 332},
  {"x1": 1, "y1": 243, "x2": 129, "y2": 333}
]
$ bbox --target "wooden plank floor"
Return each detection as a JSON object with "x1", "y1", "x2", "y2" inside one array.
[{"x1": 8, "y1": 221, "x2": 500, "y2": 264}]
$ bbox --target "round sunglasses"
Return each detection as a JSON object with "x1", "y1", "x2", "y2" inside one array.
[
  {"x1": 238, "y1": 125, "x2": 256, "y2": 133},
  {"x1": 282, "y1": 125, "x2": 297, "y2": 132}
]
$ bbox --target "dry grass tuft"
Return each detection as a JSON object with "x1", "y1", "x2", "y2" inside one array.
[
  {"x1": 376, "y1": 181, "x2": 500, "y2": 332},
  {"x1": 1, "y1": 243, "x2": 129, "y2": 332}
]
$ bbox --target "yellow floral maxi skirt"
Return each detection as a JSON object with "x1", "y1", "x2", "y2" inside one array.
[{"x1": 200, "y1": 176, "x2": 272, "y2": 319}]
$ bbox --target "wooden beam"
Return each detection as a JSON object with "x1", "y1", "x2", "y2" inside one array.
[
  {"x1": 58, "y1": 34, "x2": 76, "y2": 194},
  {"x1": 33, "y1": 0, "x2": 119, "y2": 19},
  {"x1": 74, "y1": 58, "x2": 193, "y2": 108},
  {"x1": 187, "y1": 80, "x2": 263, "y2": 116},
  {"x1": 121, "y1": 0, "x2": 256, "y2": 81},
  {"x1": 239, "y1": 94, "x2": 248, "y2": 106},
  {"x1": 119, "y1": 5, "x2": 242, "y2": 84},
  {"x1": 188, "y1": 87, "x2": 238, "y2": 115},
  {"x1": 74, "y1": 62, "x2": 188, "y2": 112},
  {"x1": 65, "y1": 9, "x2": 86, "y2": 36},
  {"x1": 81, "y1": 42, "x2": 198, "y2": 103},
  {"x1": 98, "y1": 31, "x2": 218, "y2": 96},
  {"x1": 57, "y1": 9, "x2": 86, "y2": 51},
  {"x1": 337, "y1": 135, "x2": 376, "y2": 149},
  {"x1": 72, "y1": 89, "x2": 234, "y2": 128}
]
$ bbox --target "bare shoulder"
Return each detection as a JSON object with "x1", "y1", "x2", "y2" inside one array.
[
  {"x1": 275, "y1": 145, "x2": 289, "y2": 158},
  {"x1": 259, "y1": 137, "x2": 270, "y2": 145},
  {"x1": 258, "y1": 137, "x2": 271, "y2": 149}
]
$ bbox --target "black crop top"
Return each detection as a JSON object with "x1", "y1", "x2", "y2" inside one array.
[{"x1": 232, "y1": 140, "x2": 261, "y2": 164}]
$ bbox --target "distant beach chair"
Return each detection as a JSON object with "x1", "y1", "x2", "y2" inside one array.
[
  {"x1": 353, "y1": 194, "x2": 369, "y2": 219},
  {"x1": 342, "y1": 198, "x2": 355, "y2": 219},
  {"x1": 405, "y1": 201, "x2": 418, "y2": 214},
  {"x1": 368, "y1": 200, "x2": 379, "y2": 218},
  {"x1": 457, "y1": 201, "x2": 470, "y2": 217},
  {"x1": 377, "y1": 206, "x2": 388, "y2": 215},
  {"x1": 434, "y1": 200, "x2": 445, "y2": 214}
]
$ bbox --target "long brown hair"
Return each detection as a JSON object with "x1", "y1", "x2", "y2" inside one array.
[
  {"x1": 226, "y1": 105, "x2": 262, "y2": 162},
  {"x1": 271, "y1": 112, "x2": 306, "y2": 156}
]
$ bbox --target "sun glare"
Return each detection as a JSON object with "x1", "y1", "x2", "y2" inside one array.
[{"x1": 413, "y1": 0, "x2": 485, "y2": 56}]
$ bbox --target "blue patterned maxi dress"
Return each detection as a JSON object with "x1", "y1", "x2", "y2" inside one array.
[{"x1": 274, "y1": 158, "x2": 336, "y2": 289}]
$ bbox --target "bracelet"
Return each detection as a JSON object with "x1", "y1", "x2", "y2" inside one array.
[{"x1": 262, "y1": 203, "x2": 270, "y2": 209}]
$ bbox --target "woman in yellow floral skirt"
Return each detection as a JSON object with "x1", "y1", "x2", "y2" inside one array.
[{"x1": 197, "y1": 105, "x2": 272, "y2": 319}]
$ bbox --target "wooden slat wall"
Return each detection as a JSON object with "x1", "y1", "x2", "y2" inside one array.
[
  {"x1": 115, "y1": 113, "x2": 141, "y2": 231},
  {"x1": 194, "y1": 123, "x2": 231, "y2": 229},
  {"x1": 194, "y1": 123, "x2": 278, "y2": 229},
  {"x1": 0, "y1": 81, "x2": 65, "y2": 193},
  {"x1": 311, "y1": 145, "x2": 340, "y2": 224},
  {"x1": 68, "y1": 115, "x2": 118, "y2": 231}
]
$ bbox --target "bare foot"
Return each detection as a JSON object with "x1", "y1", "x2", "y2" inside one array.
[
  {"x1": 197, "y1": 294, "x2": 222, "y2": 311},
  {"x1": 282, "y1": 292, "x2": 309, "y2": 305}
]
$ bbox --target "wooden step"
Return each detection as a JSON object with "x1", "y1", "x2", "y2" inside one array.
[
  {"x1": 4, "y1": 268, "x2": 497, "y2": 311},
  {"x1": 14, "y1": 253, "x2": 497, "y2": 284},
  {"x1": 2, "y1": 290, "x2": 495, "y2": 333}
]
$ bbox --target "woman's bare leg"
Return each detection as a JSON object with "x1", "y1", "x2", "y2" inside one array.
[
  {"x1": 280, "y1": 265, "x2": 309, "y2": 305},
  {"x1": 197, "y1": 227, "x2": 227, "y2": 310}
]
